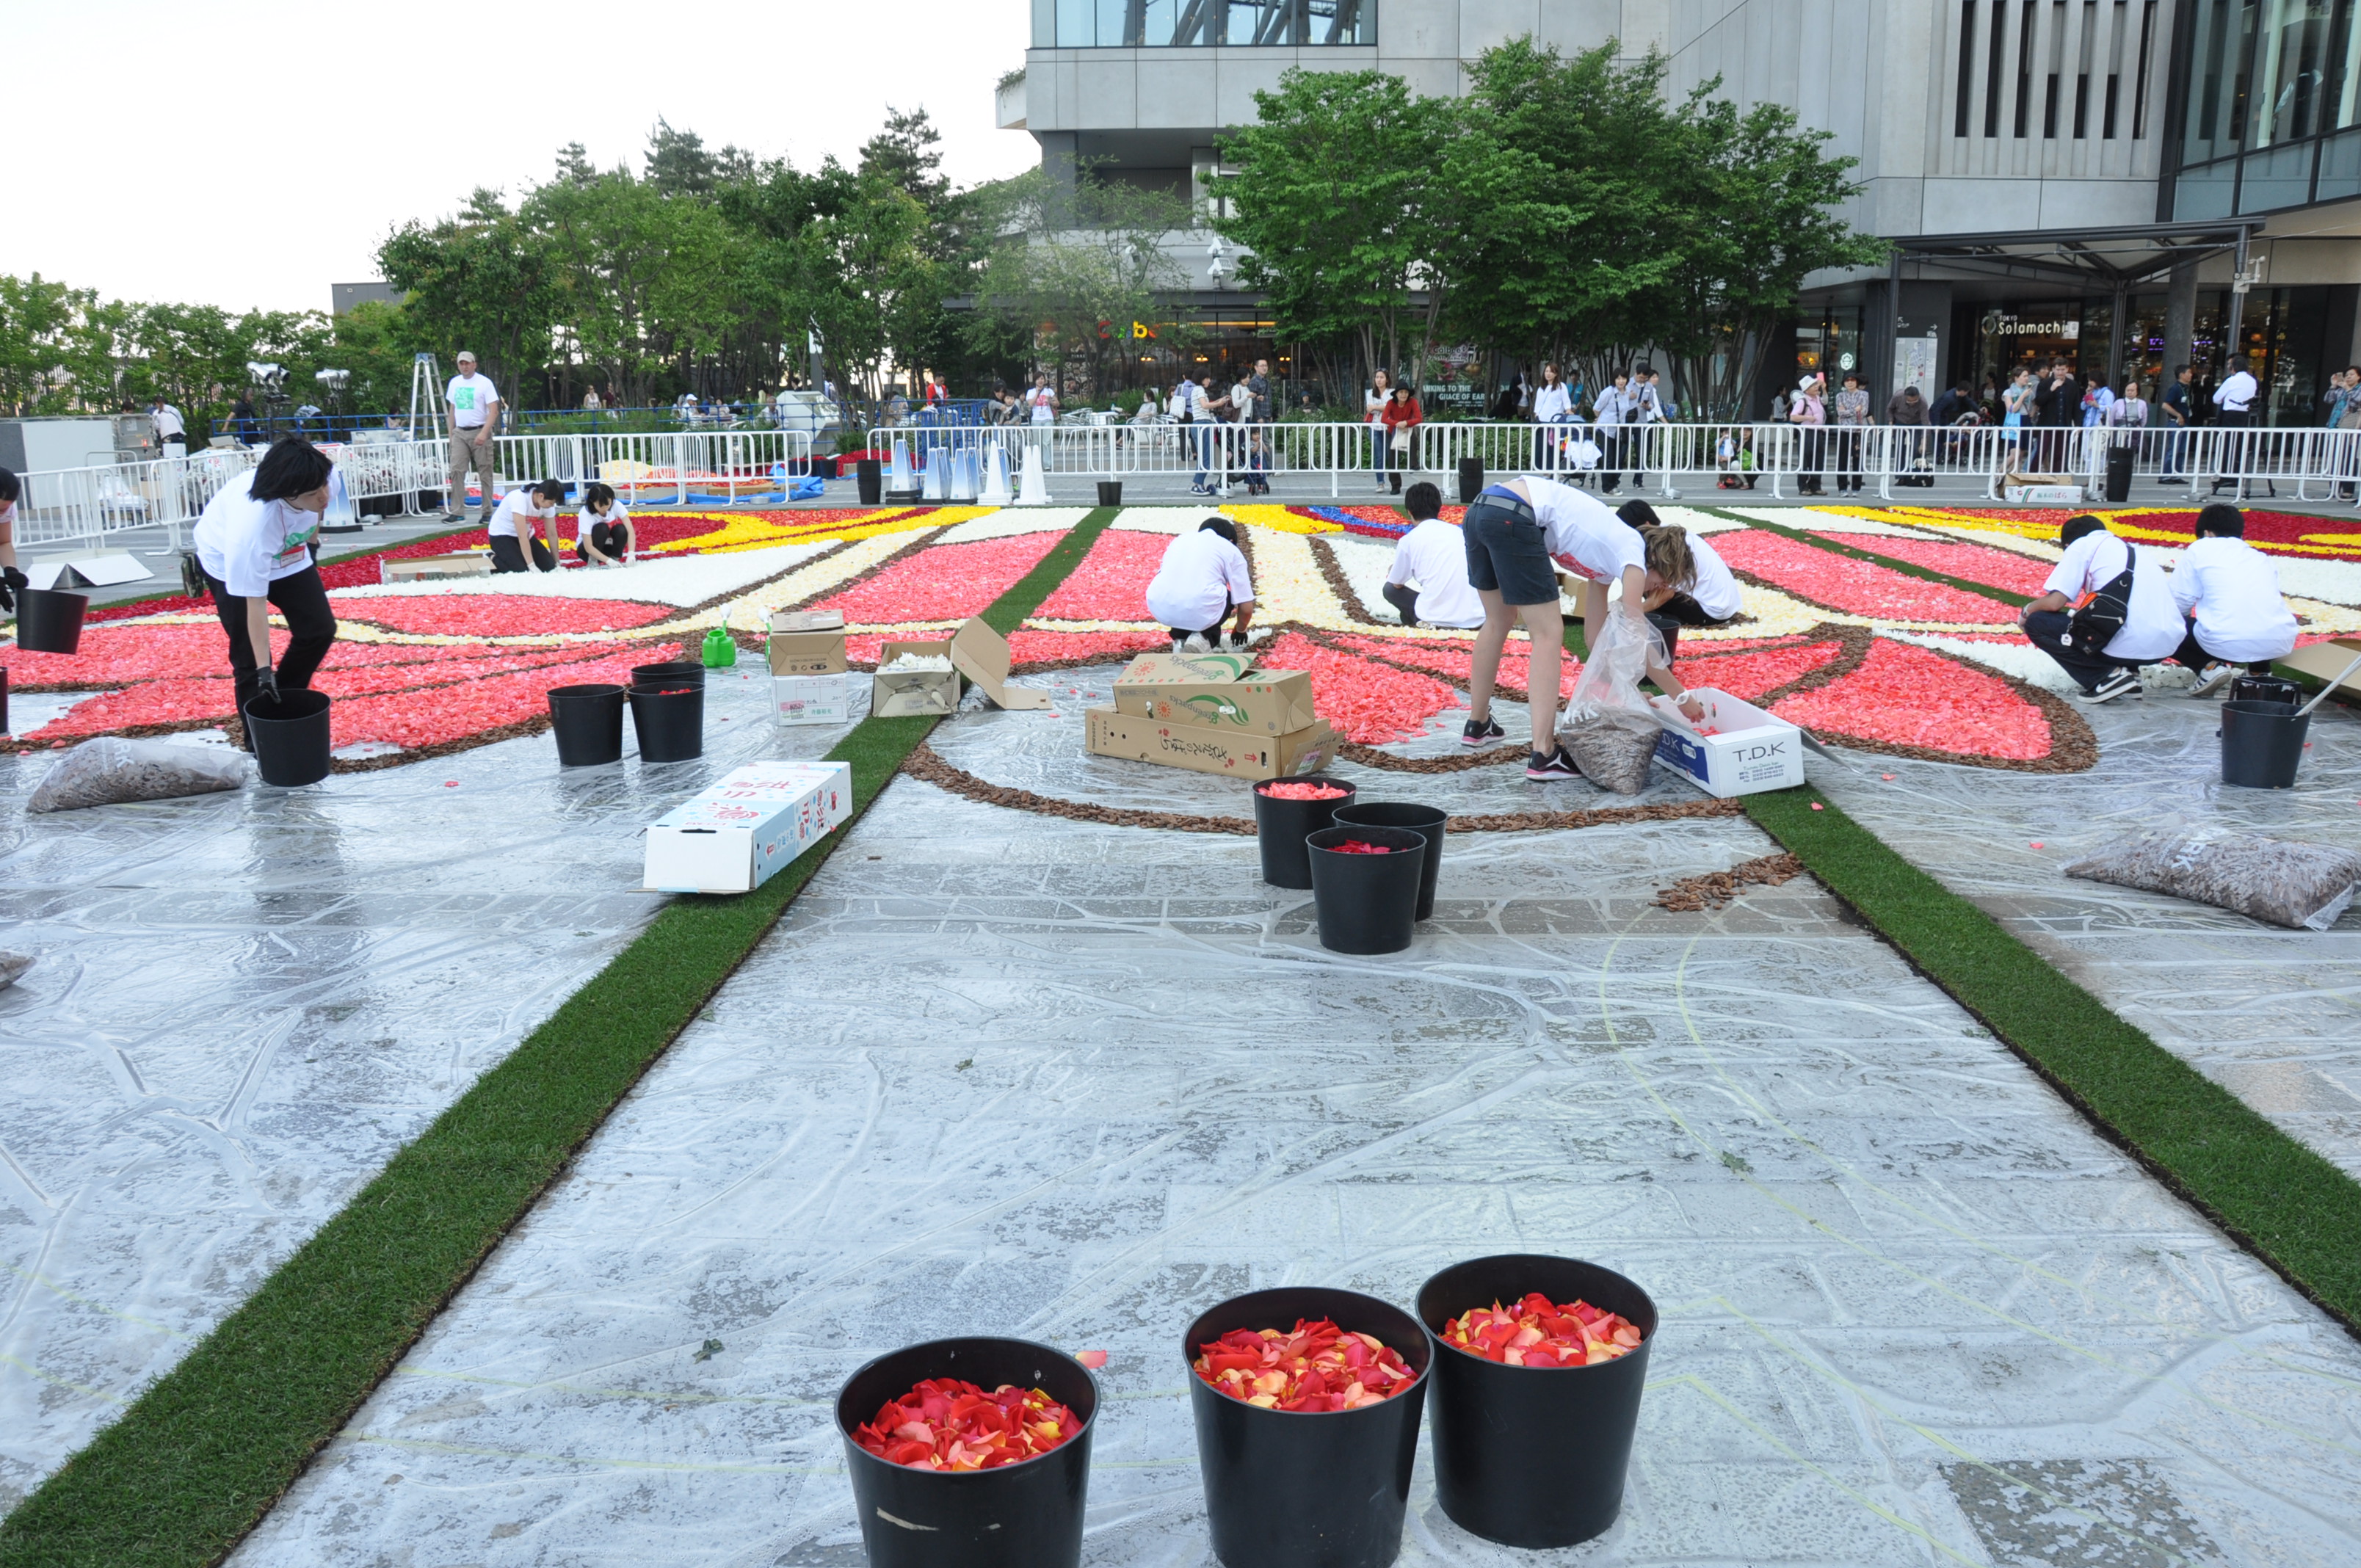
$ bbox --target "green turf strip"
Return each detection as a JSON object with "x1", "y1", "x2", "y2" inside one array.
[
  {"x1": 1744, "y1": 787, "x2": 2361, "y2": 1334},
  {"x1": 0, "y1": 507, "x2": 1117, "y2": 1568}
]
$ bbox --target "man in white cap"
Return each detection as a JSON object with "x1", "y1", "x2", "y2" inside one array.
[{"x1": 443, "y1": 352, "x2": 501, "y2": 522}]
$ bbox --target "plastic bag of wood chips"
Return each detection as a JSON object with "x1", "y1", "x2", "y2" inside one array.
[
  {"x1": 2062, "y1": 830, "x2": 2361, "y2": 930},
  {"x1": 26, "y1": 737, "x2": 251, "y2": 813},
  {"x1": 1559, "y1": 610, "x2": 1669, "y2": 794}
]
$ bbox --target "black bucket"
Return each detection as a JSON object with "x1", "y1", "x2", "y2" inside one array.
[
  {"x1": 628, "y1": 682, "x2": 704, "y2": 763},
  {"x1": 1096, "y1": 479, "x2": 1124, "y2": 507},
  {"x1": 857, "y1": 457, "x2": 884, "y2": 506},
  {"x1": 1307, "y1": 824, "x2": 1424, "y2": 954},
  {"x1": 1457, "y1": 456, "x2": 1484, "y2": 504},
  {"x1": 1184, "y1": 1286, "x2": 1430, "y2": 1568},
  {"x1": 836, "y1": 1337, "x2": 1098, "y2": 1568},
  {"x1": 2221, "y1": 699, "x2": 2308, "y2": 788},
  {"x1": 1253, "y1": 775, "x2": 1357, "y2": 889},
  {"x1": 243, "y1": 688, "x2": 333, "y2": 787},
  {"x1": 547, "y1": 683, "x2": 625, "y2": 766},
  {"x1": 1332, "y1": 802, "x2": 1447, "y2": 921},
  {"x1": 1415, "y1": 1254, "x2": 1656, "y2": 1549},
  {"x1": 2229, "y1": 674, "x2": 2301, "y2": 706},
  {"x1": 14, "y1": 587, "x2": 89, "y2": 655},
  {"x1": 630, "y1": 659, "x2": 705, "y2": 690}
]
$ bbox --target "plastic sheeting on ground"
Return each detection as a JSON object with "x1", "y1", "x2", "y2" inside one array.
[
  {"x1": 231, "y1": 719, "x2": 2361, "y2": 1566},
  {"x1": 1816, "y1": 690, "x2": 2361, "y2": 1181},
  {"x1": 0, "y1": 667, "x2": 866, "y2": 1507}
]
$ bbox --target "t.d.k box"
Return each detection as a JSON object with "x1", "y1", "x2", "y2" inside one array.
[{"x1": 1650, "y1": 688, "x2": 1805, "y2": 797}]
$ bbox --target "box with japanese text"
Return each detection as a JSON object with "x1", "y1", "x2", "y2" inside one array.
[
  {"x1": 1084, "y1": 707, "x2": 1338, "y2": 782},
  {"x1": 642, "y1": 761, "x2": 852, "y2": 893}
]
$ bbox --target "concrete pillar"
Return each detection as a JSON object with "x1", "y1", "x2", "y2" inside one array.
[{"x1": 2163, "y1": 257, "x2": 2198, "y2": 380}]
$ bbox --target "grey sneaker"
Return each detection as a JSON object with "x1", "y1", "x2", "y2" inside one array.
[{"x1": 2187, "y1": 662, "x2": 2236, "y2": 697}]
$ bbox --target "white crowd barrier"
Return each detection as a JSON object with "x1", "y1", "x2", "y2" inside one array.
[
  {"x1": 871, "y1": 419, "x2": 2361, "y2": 506},
  {"x1": 487, "y1": 429, "x2": 813, "y2": 504}
]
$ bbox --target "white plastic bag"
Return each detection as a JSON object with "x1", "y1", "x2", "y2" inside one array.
[
  {"x1": 26, "y1": 736, "x2": 251, "y2": 813},
  {"x1": 1559, "y1": 611, "x2": 1668, "y2": 794}
]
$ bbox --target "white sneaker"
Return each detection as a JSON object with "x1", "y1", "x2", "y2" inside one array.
[
  {"x1": 2086, "y1": 668, "x2": 2143, "y2": 703},
  {"x1": 2187, "y1": 662, "x2": 2236, "y2": 697},
  {"x1": 1183, "y1": 634, "x2": 1211, "y2": 653},
  {"x1": 1170, "y1": 637, "x2": 1187, "y2": 655}
]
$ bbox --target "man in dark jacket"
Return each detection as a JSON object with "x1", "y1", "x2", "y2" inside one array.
[
  {"x1": 2036, "y1": 361, "x2": 2081, "y2": 471},
  {"x1": 1885, "y1": 386, "x2": 1929, "y2": 482}
]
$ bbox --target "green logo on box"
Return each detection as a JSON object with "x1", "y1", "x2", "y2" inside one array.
[{"x1": 1177, "y1": 694, "x2": 1247, "y2": 726}]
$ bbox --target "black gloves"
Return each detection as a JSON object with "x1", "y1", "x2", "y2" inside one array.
[
  {"x1": 253, "y1": 665, "x2": 280, "y2": 704},
  {"x1": 0, "y1": 566, "x2": 24, "y2": 614}
]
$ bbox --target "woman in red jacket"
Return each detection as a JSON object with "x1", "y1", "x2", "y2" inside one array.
[{"x1": 1380, "y1": 383, "x2": 1424, "y2": 495}]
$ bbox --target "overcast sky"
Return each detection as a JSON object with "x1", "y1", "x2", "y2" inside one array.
[{"x1": 2, "y1": 0, "x2": 1039, "y2": 315}]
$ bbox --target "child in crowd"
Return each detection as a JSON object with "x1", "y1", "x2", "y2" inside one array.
[
  {"x1": 2014, "y1": 513, "x2": 2182, "y2": 702},
  {"x1": 487, "y1": 479, "x2": 567, "y2": 573},
  {"x1": 1382, "y1": 482, "x2": 1484, "y2": 629},
  {"x1": 1615, "y1": 500, "x2": 1743, "y2": 661},
  {"x1": 575, "y1": 481, "x2": 635, "y2": 567},
  {"x1": 1146, "y1": 518, "x2": 1263, "y2": 653},
  {"x1": 2172, "y1": 503, "x2": 2300, "y2": 694},
  {"x1": 1459, "y1": 475, "x2": 1705, "y2": 779}
]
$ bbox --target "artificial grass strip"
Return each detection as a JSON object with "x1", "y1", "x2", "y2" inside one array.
[
  {"x1": 1745, "y1": 786, "x2": 2361, "y2": 1333},
  {"x1": 0, "y1": 507, "x2": 1117, "y2": 1568}
]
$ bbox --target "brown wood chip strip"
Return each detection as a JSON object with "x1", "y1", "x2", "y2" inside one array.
[{"x1": 1654, "y1": 851, "x2": 1805, "y2": 911}]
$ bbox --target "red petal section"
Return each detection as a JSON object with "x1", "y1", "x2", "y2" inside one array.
[
  {"x1": 1034, "y1": 530, "x2": 1169, "y2": 621},
  {"x1": 332, "y1": 595, "x2": 673, "y2": 636},
  {"x1": 1712, "y1": 531, "x2": 2014, "y2": 623},
  {"x1": 814, "y1": 533, "x2": 1062, "y2": 625},
  {"x1": 1773, "y1": 637, "x2": 2052, "y2": 761},
  {"x1": 1805, "y1": 533, "x2": 2055, "y2": 597},
  {"x1": 1255, "y1": 632, "x2": 1462, "y2": 743},
  {"x1": 1671, "y1": 639, "x2": 1846, "y2": 702},
  {"x1": 1330, "y1": 633, "x2": 1580, "y2": 702},
  {"x1": 1007, "y1": 628, "x2": 1172, "y2": 667}
]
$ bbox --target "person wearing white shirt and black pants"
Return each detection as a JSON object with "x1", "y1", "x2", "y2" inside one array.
[
  {"x1": 2172, "y1": 504, "x2": 2300, "y2": 694},
  {"x1": 1382, "y1": 483, "x2": 1484, "y2": 629},
  {"x1": 1617, "y1": 500, "x2": 1742, "y2": 661},
  {"x1": 1145, "y1": 518, "x2": 1259, "y2": 651},
  {"x1": 191, "y1": 438, "x2": 339, "y2": 735},
  {"x1": 443, "y1": 351, "x2": 501, "y2": 523},
  {"x1": 148, "y1": 396, "x2": 186, "y2": 454},
  {"x1": 2015, "y1": 514, "x2": 2184, "y2": 702},
  {"x1": 2213, "y1": 355, "x2": 2259, "y2": 429},
  {"x1": 488, "y1": 479, "x2": 566, "y2": 573},
  {"x1": 1530, "y1": 363, "x2": 1573, "y2": 473}
]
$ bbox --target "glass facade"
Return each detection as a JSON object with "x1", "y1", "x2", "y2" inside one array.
[
  {"x1": 1047, "y1": 0, "x2": 1374, "y2": 47},
  {"x1": 2175, "y1": 0, "x2": 2361, "y2": 215}
]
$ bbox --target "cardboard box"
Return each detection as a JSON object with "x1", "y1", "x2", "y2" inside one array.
[
  {"x1": 1649, "y1": 687, "x2": 1806, "y2": 798},
  {"x1": 2280, "y1": 636, "x2": 2361, "y2": 694},
  {"x1": 1113, "y1": 657, "x2": 1318, "y2": 735},
  {"x1": 773, "y1": 672, "x2": 856, "y2": 726},
  {"x1": 870, "y1": 617, "x2": 1053, "y2": 718},
  {"x1": 768, "y1": 630, "x2": 850, "y2": 677},
  {"x1": 642, "y1": 761, "x2": 852, "y2": 893},
  {"x1": 2003, "y1": 483, "x2": 2090, "y2": 505},
  {"x1": 769, "y1": 609, "x2": 845, "y2": 632},
  {"x1": 1084, "y1": 707, "x2": 1338, "y2": 782}
]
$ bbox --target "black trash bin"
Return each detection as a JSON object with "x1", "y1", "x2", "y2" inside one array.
[
  {"x1": 244, "y1": 688, "x2": 333, "y2": 787},
  {"x1": 548, "y1": 683, "x2": 625, "y2": 766},
  {"x1": 2228, "y1": 674, "x2": 2301, "y2": 706},
  {"x1": 2220, "y1": 698, "x2": 2307, "y2": 788},
  {"x1": 2105, "y1": 443, "x2": 2134, "y2": 503},
  {"x1": 630, "y1": 659, "x2": 705, "y2": 691},
  {"x1": 14, "y1": 587, "x2": 89, "y2": 654},
  {"x1": 1415, "y1": 1254, "x2": 1657, "y2": 1549},
  {"x1": 1097, "y1": 479, "x2": 1124, "y2": 507},
  {"x1": 1252, "y1": 776, "x2": 1357, "y2": 889},
  {"x1": 1307, "y1": 824, "x2": 1425, "y2": 954},
  {"x1": 1184, "y1": 1286, "x2": 1430, "y2": 1568},
  {"x1": 836, "y1": 1337, "x2": 1098, "y2": 1568},
  {"x1": 1457, "y1": 456, "x2": 1484, "y2": 504},
  {"x1": 628, "y1": 682, "x2": 704, "y2": 762},
  {"x1": 856, "y1": 457, "x2": 884, "y2": 506},
  {"x1": 1332, "y1": 801, "x2": 1447, "y2": 921}
]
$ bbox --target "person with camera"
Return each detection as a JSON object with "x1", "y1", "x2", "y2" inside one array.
[{"x1": 190, "y1": 438, "x2": 340, "y2": 736}]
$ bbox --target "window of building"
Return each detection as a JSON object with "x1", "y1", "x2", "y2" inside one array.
[
  {"x1": 2016, "y1": 0, "x2": 2038, "y2": 134},
  {"x1": 2176, "y1": 0, "x2": 2361, "y2": 218},
  {"x1": 1987, "y1": 0, "x2": 2011, "y2": 135},
  {"x1": 1046, "y1": 0, "x2": 1374, "y2": 46},
  {"x1": 1958, "y1": 0, "x2": 1980, "y2": 137}
]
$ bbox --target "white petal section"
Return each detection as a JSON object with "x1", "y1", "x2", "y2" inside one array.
[
  {"x1": 1728, "y1": 507, "x2": 1927, "y2": 537},
  {"x1": 720, "y1": 529, "x2": 940, "y2": 634},
  {"x1": 1654, "y1": 505, "x2": 1754, "y2": 534},
  {"x1": 1110, "y1": 507, "x2": 1205, "y2": 534},
  {"x1": 1244, "y1": 523, "x2": 1345, "y2": 625},
  {"x1": 1883, "y1": 629, "x2": 2084, "y2": 694},
  {"x1": 1323, "y1": 534, "x2": 1396, "y2": 623},
  {"x1": 931, "y1": 507, "x2": 1091, "y2": 545},
  {"x1": 326, "y1": 544, "x2": 832, "y2": 608}
]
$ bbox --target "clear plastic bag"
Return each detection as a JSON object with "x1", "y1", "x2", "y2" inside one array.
[
  {"x1": 2061, "y1": 830, "x2": 2361, "y2": 931},
  {"x1": 1559, "y1": 611, "x2": 1668, "y2": 794},
  {"x1": 26, "y1": 736, "x2": 252, "y2": 813}
]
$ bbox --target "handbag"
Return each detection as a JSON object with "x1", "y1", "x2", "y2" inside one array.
[
  {"x1": 1389, "y1": 427, "x2": 1412, "y2": 452},
  {"x1": 2064, "y1": 543, "x2": 2137, "y2": 655}
]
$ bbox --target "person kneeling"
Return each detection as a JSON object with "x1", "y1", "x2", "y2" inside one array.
[
  {"x1": 1616, "y1": 499, "x2": 1743, "y2": 661},
  {"x1": 575, "y1": 482, "x2": 635, "y2": 567},
  {"x1": 488, "y1": 478, "x2": 567, "y2": 573},
  {"x1": 1147, "y1": 518, "x2": 1263, "y2": 653},
  {"x1": 2172, "y1": 503, "x2": 2299, "y2": 696},
  {"x1": 1381, "y1": 482, "x2": 1484, "y2": 630},
  {"x1": 2016, "y1": 513, "x2": 2182, "y2": 702}
]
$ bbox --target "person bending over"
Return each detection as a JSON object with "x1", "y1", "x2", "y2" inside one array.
[
  {"x1": 1382, "y1": 482, "x2": 1484, "y2": 630},
  {"x1": 189, "y1": 438, "x2": 340, "y2": 733},
  {"x1": 1146, "y1": 518, "x2": 1261, "y2": 653},
  {"x1": 1615, "y1": 500, "x2": 1743, "y2": 662},
  {"x1": 2015, "y1": 513, "x2": 2182, "y2": 702},
  {"x1": 1459, "y1": 475, "x2": 1703, "y2": 780},
  {"x1": 2172, "y1": 503, "x2": 2299, "y2": 695},
  {"x1": 488, "y1": 478, "x2": 567, "y2": 573},
  {"x1": 575, "y1": 482, "x2": 635, "y2": 567}
]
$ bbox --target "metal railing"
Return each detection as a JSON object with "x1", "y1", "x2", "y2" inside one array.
[{"x1": 485, "y1": 430, "x2": 813, "y2": 504}]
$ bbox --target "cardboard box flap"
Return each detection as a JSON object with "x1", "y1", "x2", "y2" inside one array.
[
  {"x1": 949, "y1": 616, "x2": 1051, "y2": 710},
  {"x1": 1116, "y1": 650, "x2": 1253, "y2": 688},
  {"x1": 770, "y1": 609, "x2": 845, "y2": 632},
  {"x1": 2282, "y1": 637, "x2": 2361, "y2": 694}
]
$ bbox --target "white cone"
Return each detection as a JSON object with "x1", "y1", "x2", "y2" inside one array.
[
  {"x1": 1017, "y1": 441, "x2": 1051, "y2": 507},
  {"x1": 979, "y1": 443, "x2": 1012, "y2": 506},
  {"x1": 921, "y1": 449, "x2": 944, "y2": 501},
  {"x1": 887, "y1": 438, "x2": 913, "y2": 492}
]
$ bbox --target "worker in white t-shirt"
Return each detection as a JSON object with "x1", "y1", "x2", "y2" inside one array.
[
  {"x1": 2015, "y1": 514, "x2": 2183, "y2": 702},
  {"x1": 148, "y1": 395, "x2": 186, "y2": 452},
  {"x1": 1382, "y1": 482, "x2": 1483, "y2": 628},
  {"x1": 487, "y1": 478, "x2": 566, "y2": 573},
  {"x1": 2213, "y1": 355, "x2": 2260, "y2": 429},
  {"x1": 190, "y1": 438, "x2": 341, "y2": 729},
  {"x1": 575, "y1": 481, "x2": 634, "y2": 567},
  {"x1": 1145, "y1": 518, "x2": 1261, "y2": 652},
  {"x1": 443, "y1": 351, "x2": 501, "y2": 523},
  {"x1": 1023, "y1": 373, "x2": 1059, "y2": 426},
  {"x1": 1616, "y1": 500, "x2": 1741, "y2": 661},
  {"x1": 2172, "y1": 504, "x2": 2300, "y2": 693}
]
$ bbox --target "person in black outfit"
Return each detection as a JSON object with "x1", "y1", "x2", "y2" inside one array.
[{"x1": 2035, "y1": 360, "x2": 2081, "y2": 472}]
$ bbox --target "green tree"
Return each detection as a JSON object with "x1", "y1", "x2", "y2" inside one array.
[
  {"x1": 378, "y1": 189, "x2": 559, "y2": 404},
  {"x1": 0, "y1": 273, "x2": 103, "y2": 415}
]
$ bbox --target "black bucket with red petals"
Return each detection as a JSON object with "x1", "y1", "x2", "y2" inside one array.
[
  {"x1": 1306, "y1": 824, "x2": 1424, "y2": 954},
  {"x1": 1415, "y1": 1254, "x2": 1657, "y2": 1548},
  {"x1": 1252, "y1": 775, "x2": 1357, "y2": 888},
  {"x1": 626, "y1": 683, "x2": 703, "y2": 762},
  {"x1": 1183, "y1": 1286, "x2": 1431, "y2": 1568},
  {"x1": 836, "y1": 1336, "x2": 1098, "y2": 1568},
  {"x1": 629, "y1": 659, "x2": 705, "y2": 690},
  {"x1": 1331, "y1": 802, "x2": 1447, "y2": 921}
]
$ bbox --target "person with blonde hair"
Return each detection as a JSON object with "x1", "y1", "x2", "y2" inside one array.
[{"x1": 1617, "y1": 500, "x2": 1741, "y2": 661}]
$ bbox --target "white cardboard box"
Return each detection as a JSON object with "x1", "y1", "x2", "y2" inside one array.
[
  {"x1": 643, "y1": 761, "x2": 854, "y2": 893},
  {"x1": 774, "y1": 672, "x2": 855, "y2": 727},
  {"x1": 1650, "y1": 687, "x2": 1806, "y2": 798}
]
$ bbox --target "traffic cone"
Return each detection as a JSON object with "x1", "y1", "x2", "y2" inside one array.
[
  {"x1": 1018, "y1": 441, "x2": 1050, "y2": 506},
  {"x1": 979, "y1": 443, "x2": 1012, "y2": 505}
]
